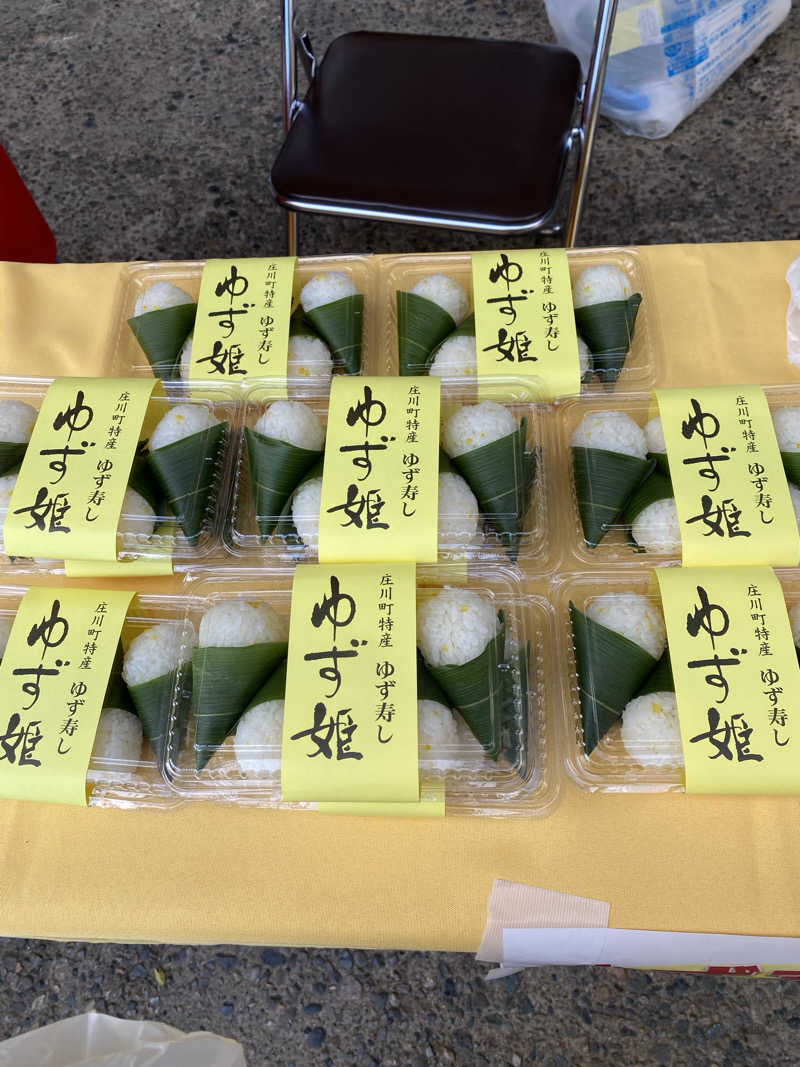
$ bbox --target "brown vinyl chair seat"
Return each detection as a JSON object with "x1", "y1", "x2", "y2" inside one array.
[{"x1": 271, "y1": 32, "x2": 583, "y2": 229}]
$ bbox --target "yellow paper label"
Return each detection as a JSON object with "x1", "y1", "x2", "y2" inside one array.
[
  {"x1": 319, "y1": 377, "x2": 440, "y2": 563},
  {"x1": 64, "y1": 553, "x2": 173, "y2": 578},
  {"x1": 473, "y1": 250, "x2": 580, "y2": 401},
  {"x1": 283, "y1": 563, "x2": 418, "y2": 803},
  {"x1": 0, "y1": 587, "x2": 134, "y2": 805},
  {"x1": 657, "y1": 566, "x2": 800, "y2": 794},
  {"x1": 318, "y1": 779, "x2": 445, "y2": 817},
  {"x1": 4, "y1": 379, "x2": 159, "y2": 563},
  {"x1": 191, "y1": 257, "x2": 296, "y2": 396},
  {"x1": 656, "y1": 387, "x2": 800, "y2": 567}
]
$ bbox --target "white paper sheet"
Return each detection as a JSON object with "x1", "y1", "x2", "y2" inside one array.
[{"x1": 502, "y1": 927, "x2": 800, "y2": 969}]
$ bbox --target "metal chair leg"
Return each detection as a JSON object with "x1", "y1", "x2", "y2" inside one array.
[{"x1": 565, "y1": 0, "x2": 619, "y2": 247}]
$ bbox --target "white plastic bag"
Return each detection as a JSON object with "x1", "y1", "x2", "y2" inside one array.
[
  {"x1": 545, "y1": 0, "x2": 791, "y2": 138},
  {"x1": 0, "y1": 1013, "x2": 246, "y2": 1067}
]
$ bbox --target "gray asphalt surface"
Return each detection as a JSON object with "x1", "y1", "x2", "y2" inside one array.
[{"x1": 2, "y1": 1, "x2": 800, "y2": 1064}]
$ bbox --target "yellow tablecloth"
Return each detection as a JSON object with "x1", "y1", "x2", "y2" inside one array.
[{"x1": 1, "y1": 242, "x2": 799, "y2": 949}]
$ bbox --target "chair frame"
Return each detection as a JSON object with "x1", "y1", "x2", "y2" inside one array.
[{"x1": 277, "y1": 0, "x2": 620, "y2": 254}]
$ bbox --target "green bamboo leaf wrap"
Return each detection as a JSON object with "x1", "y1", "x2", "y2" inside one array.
[
  {"x1": 397, "y1": 291, "x2": 456, "y2": 376},
  {"x1": 574, "y1": 293, "x2": 641, "y2": 384},
  {"x1": 428, "y1": 313, "x2": 475, "y2": 366},
  {"x1": 148, "y1": 421, "x2": 227, "y2": 545},
  {"x1": 289, "y1": 304, "x2": 319, "y2": 340},
  {"x1": 623, "y1": 470, "x2": 675, "y2": 528},
  {"x1": 303, "y1": 294, "x2": 363, "y2": 375},
  {"x1": 244, "y1": 658, "x2": 288, "y2": 712},
  {"x1": 425, "y1": 611, "x2": 506, "y2": 760},
  {"x1": 0, "y1": 442, "x2": 26, "y2": 478},
  {"x1": 451, "y1": 425, "x2": 530, "y2": 553},
  {"x1": 127, "y1": 303, "x2": 197, "y2": 381},
  {"x1": 438, "y1": 449, "x2": 456, "y2": 475},
  {"x1": 572, "y1": 446, "x2": 654, "y2": 547},
  {"x1": 519, "y1": 420, "x2": 538, "y2": 528},
  {"x1": 636, "y1": 650, "x2": 674, "y2": 697},
  {"x1": 416, "y1": 649, "x2": 452, "y2": 708},
  {"x1": 781, "y1": 451, "x2": 800, "y2": 488},
  {"x1": 244, "y1": 427, "x2": 322, "y2": 540},
  {"x1": 577, "y1": 331, "x2": 593, "y2": 378},
  {"x1": 192, "y1": 641, "x2": 288, "y2": 769},
  {"x1": 128, "y1": 663, "x2": 190, "y2": 767},
  {"x1": 651, "y1": 452, "x2": 670, "y2": 477},
  {"x1": 272, "y1": 456, "x2": 325, "y2": 543},
  {"x1": 103, "y1": 641, "x2": 134, "y2": 713},
  {"x1": 569, "y1": 602, "x2": 657, "y2": 754},
  {"x1": 129, "y1": 446, "x2": 164, "y2": 513}
]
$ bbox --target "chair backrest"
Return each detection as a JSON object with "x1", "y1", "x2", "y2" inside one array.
[{"x1": 277, "y1": 0, "x2": 620, "y2": 250}]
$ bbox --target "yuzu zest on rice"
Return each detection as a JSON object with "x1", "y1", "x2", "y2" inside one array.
[
  {"x1": 417, "y1": 587, "x2": 499, "y2": 668},
  {"x1": 300, "y1": 271, "x2": 358, "y2": 312},
  {"x1": 198, "y1": 600, "x2": 288, "y2": 648},
  {"x1": 441, "y1": 401, "x2": 518, "y2": 459},
  {"x1": 572, "y1": 265, "x2": 633, "y2": 309},
  {"x1": 122, "y1": 621, "x2": 195, "y2": 688},
  {"x1": 254, "y1": 401, "x2": 324, "y2": 453},
  {"x1": 620, "y1": 691, "x2": 683, "y2": 768},
  {"x1": 586, "y1": 592, "x2": 666, "y2": 661},
  {"x1": 571, "y1": 410, "x2": 647, "y2": 460},
  {"x1": 630, "y1": 497, "x2": 681, "y2": 552},
  {"x1": 150, "y1": 403, "x2": 220, "y2": 451},
  {"x1": 134, "y1": 282, "x2": 193, "y2": 317},
  {"x1": 429, "y1": 333, "x2": 477, "y2": 379}
]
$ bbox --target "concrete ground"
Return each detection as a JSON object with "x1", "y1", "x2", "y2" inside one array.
[{"x1": 1, "y1": 1, "x2": 800, "y2": 1064}]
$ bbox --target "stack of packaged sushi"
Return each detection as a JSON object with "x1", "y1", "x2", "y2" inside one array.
[{"x1": 0, "y1": 247, "x2": 664, "y2": 813}]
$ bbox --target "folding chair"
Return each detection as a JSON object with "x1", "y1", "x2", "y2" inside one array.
[{"x1": 271, "y1": 2, "x2": 619, "y2": 255}]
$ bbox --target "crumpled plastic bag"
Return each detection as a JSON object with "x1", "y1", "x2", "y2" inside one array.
[
  {"x1": 0, "y1": 1013, "x2": 246, "y2": 1067},
  {"x1": 786, "y1": 256, "x2": 800, "y2": 368},
  {"x1": 545, "y1": 0, "x2": 791, "y2": 138}
]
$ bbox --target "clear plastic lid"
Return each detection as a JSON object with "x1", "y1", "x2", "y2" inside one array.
[
  {"x1": 162, "y1": 565, "x2": 558, "y2": 817},
  {"x1": 111, "y1": 256, "x2": 381, "y2": 387},
  {"x1": 555, "y1": 385, "x2": 800, "y2": 568},
  {"x1": 0, "y1": 585, "x2": 181, "y2": 809},
  {"x1": 554, "y1": 567, "x2": 800, "y2": 795},
  {"x1": 0, "y1": 378, "x2": 238, "y2": 571},
  {"x1": 378, "y1": 247, "x2": 658, "y2": 394},
  {"x1": 222, "y1": 384, "x2": 546, "y2": 567},
  {"x1": 554, "y1": 568, "x2": 685, "y2": 793}
]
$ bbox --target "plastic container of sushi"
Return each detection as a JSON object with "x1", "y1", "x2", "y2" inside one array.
[
  {"x1": 378, "y1": 248, "x2": 658, "y2": 394},
  {"x1": 555, "y1": 388, "x2": 800, "y2": 568},
  {"x1": 554, "y1": 567, "x2": 800, "y2": 793},
  {"x1": 160, "y1": 566, "x2": 558, "y2": 817},
  {"x1": 112, "y1": 256, "x2": 379, "y2": 389},
  {"x1": 0, "y1": 585, "x2": 183, "y2": 809},
  {"x1": 222, "y1": 384, "x2": 546, "y2": 567},
  {"x1": 0, "y1": 378, "x2": 238, "y2": 572}
]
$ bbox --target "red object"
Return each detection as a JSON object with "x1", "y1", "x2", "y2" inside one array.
[
  {"x1": 706, "y1": 965, "x2": 761, "y2": 976},
  {"x1": 0, "y1": 144, "x2": 56, "y2": 262}
]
